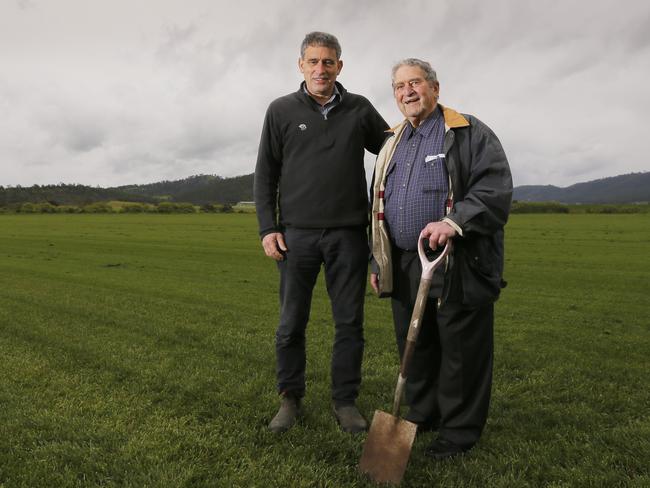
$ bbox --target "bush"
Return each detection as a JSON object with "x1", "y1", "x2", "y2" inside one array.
[
  {"x1": 156, "y1": 202, "x2": 196, "y2": 213},
  {"x1": 201, "y1": 203, "x2": 218, "y2": 213},
  {"x1": 122, "y1": 203, "x2": 146, "y2": 213},
  {"x1": 200, "y1": 203, "x2": 234, "y2": 213},
  {"x1": 57, "y1": 205, "x2": 81, "y2": 213},
  {"x1": 82, "y1": 202, "x2": 113, "y2": 213},
  {"x1": 156, "y1": 202, "x2": 175, "y2": 213},
  {"x1": 38, "y1": 202, "x2": 57, "y2": 213},
  {"x1": 17, "y1": 203, "x2": 37, "y2": 213},
  {"x1": 175, "y1": 202, "x2": 196, "y2": 213},
  {"x1": 583, "y1": 204, "x2": 646, "y2": 214},
  {"x1": 511, "y1": 201, "x2": 569, "y2": 214}
]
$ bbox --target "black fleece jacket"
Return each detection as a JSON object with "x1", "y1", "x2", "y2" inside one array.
[{"x1": 254, "y1": 82, "x2": 388, "y2": 237}]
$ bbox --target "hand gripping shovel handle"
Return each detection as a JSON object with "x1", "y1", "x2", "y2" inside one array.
[{"x1": 392, "y1": 233, "x2": 451, "y2": 416}]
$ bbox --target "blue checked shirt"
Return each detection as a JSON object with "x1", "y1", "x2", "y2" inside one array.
[{"x1": 384, "y1": 107, "x2": 449, "y2": 250}]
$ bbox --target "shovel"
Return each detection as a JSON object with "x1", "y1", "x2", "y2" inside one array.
[{"x1": 359, "y1": 234, "x2": 451, "y2": 485}]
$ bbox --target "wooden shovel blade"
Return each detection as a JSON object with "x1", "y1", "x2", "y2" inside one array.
[{"x1": 358, "y1": 410, "x2": 418, "y2": 485}]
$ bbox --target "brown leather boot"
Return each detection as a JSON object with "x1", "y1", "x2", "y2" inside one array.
[
  {"x1": 333, "y1": 403, "x2": 368, "y2": 433},
  {"x1": 268, "y1": 394, "x2": 302, "y2": 433}
]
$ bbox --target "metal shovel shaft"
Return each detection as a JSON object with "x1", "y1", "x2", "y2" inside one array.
[
  {"x1": 392, "y1": 235, "x2": 450, "y2": 416},
  {"x1": 392, "y1": 276, "x2": 432, "y2": 416}
]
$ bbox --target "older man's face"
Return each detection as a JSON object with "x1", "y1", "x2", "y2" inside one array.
[
  {"x1": 299, "y1": 45, "x2": 342, "y2": 100},
  {"x1": 393, "y1": 65, "x2": 439, "y2": 127}
]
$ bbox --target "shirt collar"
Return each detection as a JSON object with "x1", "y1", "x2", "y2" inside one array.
[
  {"x1": 407, "y1": 105, "x2": 442, "y2": 138},
  {"x1": 301, "y1": 81, "x2": 342, "y2": 105}
]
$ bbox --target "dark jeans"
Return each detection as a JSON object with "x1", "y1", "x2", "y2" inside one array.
[
  {"x1": 275, "y1": 226, "x2": 367, "y2": 404},
  {"x1": 391, "y1": 247, "x2": 494, "y2": 447}
]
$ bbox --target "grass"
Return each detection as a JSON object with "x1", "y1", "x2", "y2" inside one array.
[{"x1": 0, "y1": 213, "x2": 648, "y2": 487}]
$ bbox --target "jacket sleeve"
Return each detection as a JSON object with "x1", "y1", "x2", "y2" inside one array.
[
  {"x1": 253, "y1": 104, "x2": 283, "y2": 238},
  {"x1": 360, "y1": 98, "x2": 390, "y2": 155},
  {"x1": 445, "y1": 118, "x2": 513, "y2": 236}
]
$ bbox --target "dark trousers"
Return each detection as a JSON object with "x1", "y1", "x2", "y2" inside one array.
[
  {"x1": 391, "y1": 248, "x2": 494, "y2": 447},
  {"x1": 275, "y1": 226, "x2": 367, "y2": 404}
]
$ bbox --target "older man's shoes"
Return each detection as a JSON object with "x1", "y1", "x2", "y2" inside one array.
[
  {"x1": 425, "y1": 437, "x2": 472, "y2": 460},
  {"x1": 268, "y1": 394, "x2": 302, "y2": 433},
  {"x1": 333, "y1": 403, "x2": 368, "y2": 433}
]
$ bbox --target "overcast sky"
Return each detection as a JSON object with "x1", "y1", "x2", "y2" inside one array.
[{"x1": 1, "y1": 0, "x2": 649, "y2": 188}]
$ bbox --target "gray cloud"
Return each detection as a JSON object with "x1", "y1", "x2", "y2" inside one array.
[
  {"x1": 16, "y1": 0, "x2": 34, "y2": 10},
  {"x1": 0, "y1": 0, "x2": 648, "y2": 188}
]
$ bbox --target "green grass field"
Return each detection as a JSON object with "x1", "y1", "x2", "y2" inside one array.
[{"x1": 1, "y1": 213, "x2": 648, "y2": 487}]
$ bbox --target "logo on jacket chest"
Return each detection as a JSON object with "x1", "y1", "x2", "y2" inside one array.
[{"x1": 298, "y1": 123, "x2": 307, "y2": 131}]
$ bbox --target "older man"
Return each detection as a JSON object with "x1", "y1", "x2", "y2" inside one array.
[
  {"x1": 255, "y1": 32, "x2": 388, "y2": 433},
  {"x1": 370, "y1": 59, "x2": 512, "y2": 458}
]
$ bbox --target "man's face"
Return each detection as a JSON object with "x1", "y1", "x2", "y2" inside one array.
[
  {"x1": 299, "y1": 45, "x2": 342, "y2": 99},
  {"x1": 392, "y1": 65, "x2": 439, "y2": 126}
]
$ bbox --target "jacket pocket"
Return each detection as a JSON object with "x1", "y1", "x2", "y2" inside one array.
[{"x1": 459, "y1": 237, "x2": 502, "y2": 306}]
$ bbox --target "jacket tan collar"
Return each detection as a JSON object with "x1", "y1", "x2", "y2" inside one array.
[
  {"x1": 386, "y1": 104, "x2": 469, "y2": 132},
  {"x1": 441, "y1": 105, "x2": 469, "y2": 128}
]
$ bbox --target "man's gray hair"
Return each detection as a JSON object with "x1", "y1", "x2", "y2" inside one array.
[
  {"x1": 300, "y1": 31, "x2": 342, "y2": 60},
  {"x1": 392, "y1": 58, "x2": 438, "y2": 85}
]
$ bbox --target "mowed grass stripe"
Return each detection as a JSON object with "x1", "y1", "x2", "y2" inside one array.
[
  {"x1": 0, "y1": 220, "x2": 279, "y2": 327},
  {"x1": 0, "y1": 305, "x2": 297, "y2": 484},
  {"x1": 1, "y1": 213, "x2": 649, "y2": 487},
  {"x1": 0, "y1": 277, "x2": 275, "y2": 405},
  {"x1": 0, "y1": 263, "x2": 271, "y2": 335},
  {"x1": 0, "y1": 333, "x2": 222, "y2": 487}
]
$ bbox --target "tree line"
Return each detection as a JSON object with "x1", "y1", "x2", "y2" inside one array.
[
  {"x1": 0, "y1": 174, "x2": 254, "y2": 208},
  {"x1": 4, "y1": 201, "x2": 238, "y2": 214}
]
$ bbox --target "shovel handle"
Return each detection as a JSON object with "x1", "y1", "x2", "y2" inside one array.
[
  {"x1": 418, "y1": 232, "x2": 451, "y2": 280},
  {"x1": 392, "y1": 233, "x2": 451, "y2": 416}
]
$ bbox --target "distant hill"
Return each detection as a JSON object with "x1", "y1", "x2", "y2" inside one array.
[
  {"x1": 513, "y1": 172, "x2": 650, "y2": 204},
  {"x1": 0, "y1": 174, "x2": 253, "y2": 206},
  {"x1": 0, "y1": 183, "x2": 157, "y2": 206},
  {"x1": 114, "y1": 174, "x2": 253, "y2": 205},
  {"x1": 2, "y1": 171, "x2": 648, "y2": 207}
]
